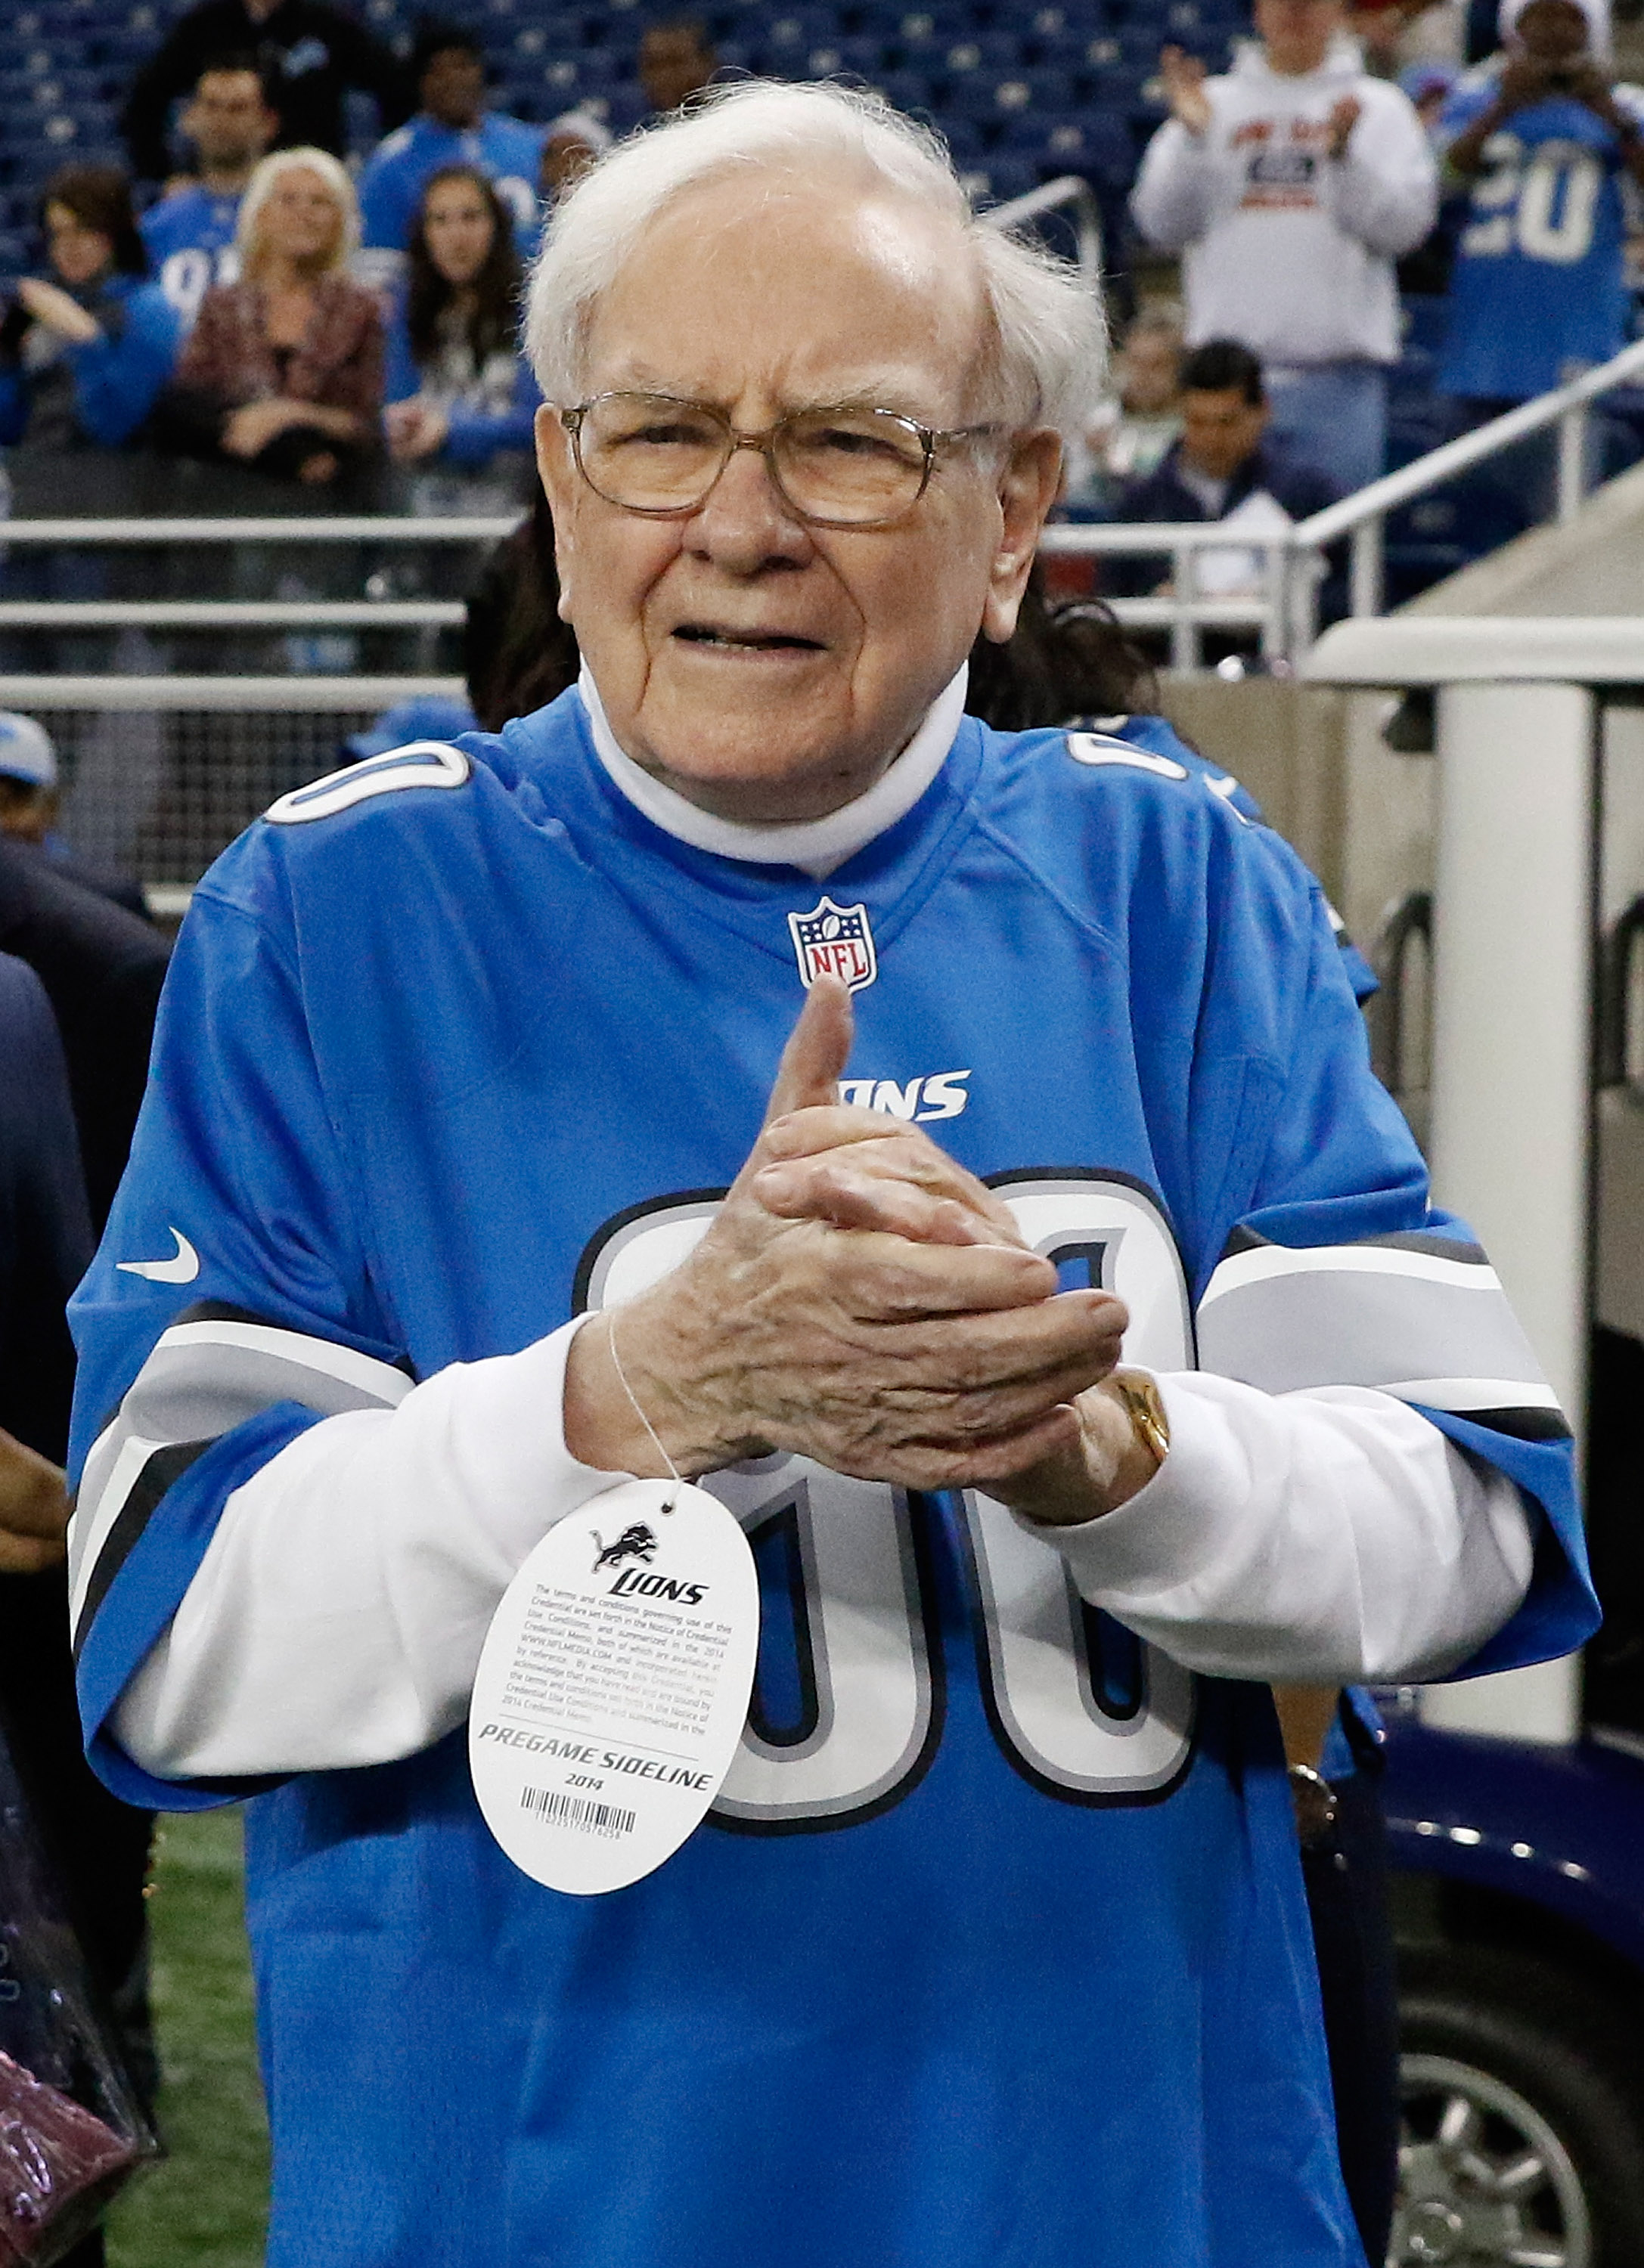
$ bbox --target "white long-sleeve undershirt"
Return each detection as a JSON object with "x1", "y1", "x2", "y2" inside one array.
[{"x1": 113, "y1": 1322, "x2": 1534, "y2": 1781}]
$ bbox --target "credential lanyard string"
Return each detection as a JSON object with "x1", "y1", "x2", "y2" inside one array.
[{"x1": 606, "y1": 1316, "x2": 681, "y2": 1514}]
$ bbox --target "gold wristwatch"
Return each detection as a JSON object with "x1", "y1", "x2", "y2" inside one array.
[{"x1": 1109, "y1": 1370, "x2": 1170, "y2": 1474}]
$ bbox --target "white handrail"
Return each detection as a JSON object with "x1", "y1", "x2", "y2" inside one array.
[
  {"x1": 985, "y1": 173, "x2": 1103, "y2": 292},
  {"x1": 0, "y1": 514, "x2": 521, "y2": 544},
  {"x1": 0, "y1": 674, "x2": 465, "y2": 708},
  {"x1": 0, "y1": 600, "x2": 466, "y2": 626},
  {"x1": 1293, "y1": 336, "x2": 1644, "y2": 550}
]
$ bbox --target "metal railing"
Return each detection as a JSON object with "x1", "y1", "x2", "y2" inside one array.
[
  {"x1": 0, "y1": 313, "x2": 1636, "y2": 666},
  {"x1": 987, "y1": 173, "x2": 1103, "y2": 291},
  {"x1": 1041, "y1": 333, "x2": 1644, "y2": 665}
]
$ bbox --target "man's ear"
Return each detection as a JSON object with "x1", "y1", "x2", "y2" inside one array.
[
  {"x1": 981, "y1": 428, "x2": 1064, "y2": 644},
  {"x1": 535, "y1": 404, "x2": 578, "y2": 622}
]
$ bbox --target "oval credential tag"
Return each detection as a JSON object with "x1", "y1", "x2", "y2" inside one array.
[{"x1": 470, "y1": 1478, "x2": 758, "y2": 1895}]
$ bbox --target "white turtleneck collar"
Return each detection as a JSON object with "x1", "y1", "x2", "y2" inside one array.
[{"x1": 577, "y1": 663, "x2": 969, "y2": 879}]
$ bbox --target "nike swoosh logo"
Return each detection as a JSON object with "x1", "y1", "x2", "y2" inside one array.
[{"x1": 116, "y1": 1228, "x2": 200, "y2": 1284}]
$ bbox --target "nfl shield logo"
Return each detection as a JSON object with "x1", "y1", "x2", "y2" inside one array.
[{"x1": 787, "y1": 895, "x2": 878, "y2": 993}]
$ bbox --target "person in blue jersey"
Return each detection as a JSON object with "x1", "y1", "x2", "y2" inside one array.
[
  {"x1": 0, "y1": 169, "x2": 180, "y2": 453},
  {"x1": 69, "y1": 82, "x2": 1595, "y2": 2268},
  {"x1": 356, "y1": 23, "x2": 543, "y2": 295},
  {"x1": 139, "y1": 56, "x2": 280, "y2": 330},
  {"x1": 1436, "y1": 0, "x2": 1644, "y2": 404},
  {"x1": 383, "y1": 165, "x2": 540, "y2": 506}
]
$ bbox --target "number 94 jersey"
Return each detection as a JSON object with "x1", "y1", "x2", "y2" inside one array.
[
  {"x1": 1437, "y1": 71, "x2": 1644, "y2": 399},
  {"x1": 67, "y1": 692, "x2": 1590, "y2": 2268}
]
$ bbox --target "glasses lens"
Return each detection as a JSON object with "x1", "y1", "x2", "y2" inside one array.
[
  {"x1": 578, "y1": 394, "x2": 727, "y2": 510},
  {"x1": 776, "y1": 410, "x2": 929, "y2": 523}
]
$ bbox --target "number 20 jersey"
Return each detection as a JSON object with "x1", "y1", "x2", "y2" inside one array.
[
  {"x1": 67, "y1": 692, "x2": 1592, "y2": 2268},
  {"x1": 1437, "y1": 73, "x2": 1644, "y2": 399}
]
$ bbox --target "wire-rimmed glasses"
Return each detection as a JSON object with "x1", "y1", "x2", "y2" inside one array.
[{"x1": 560, "y1": 392, "x2": 1000, "y2": 528}]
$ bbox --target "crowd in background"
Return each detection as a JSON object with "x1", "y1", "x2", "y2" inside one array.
[
  {"x1": 0, "y1": 14, "x2": 715, "y2": 516},
  {"x1": 0, "y1": 0, "x2": 1637, "y2": 530}
]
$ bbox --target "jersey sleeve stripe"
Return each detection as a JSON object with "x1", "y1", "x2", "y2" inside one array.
[
  {"x1": 1195, "y1": 1237, "x2": 1565, "y2": 1430},
  {"x1": 70, "y1": 1309, "x2": 412, "y2": 1643},
  {"x1": 74, "y1": 1437, "x2": 216, "y2": 1660}
]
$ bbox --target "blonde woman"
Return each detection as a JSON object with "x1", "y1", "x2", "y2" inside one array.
[{"x1": 163, "y1": 147, "x2": 382, "y2": 485}]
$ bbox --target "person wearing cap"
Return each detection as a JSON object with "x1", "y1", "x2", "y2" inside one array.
[
  {"x1": 1436, "y1": 0, "x2": 1644, "y2": 407},
  {"x1": 1132, "y1": 0, "x2": 1438, "y2": 494},
  {"x1": 356, "y1": 24, "x2": 544, "y2": 293},
  {"x1": 0, "y1": 715, "x2": 148, "y2": 922}
]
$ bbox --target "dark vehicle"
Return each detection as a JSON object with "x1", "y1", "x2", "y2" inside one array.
[{"x1": 1382, "y1": 1704, "x2": 1644, "y2": 2266}]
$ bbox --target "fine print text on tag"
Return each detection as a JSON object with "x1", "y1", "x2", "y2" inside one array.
[{"x1": 469, "y1": 1477, "x2": 759, "y2": 1896}]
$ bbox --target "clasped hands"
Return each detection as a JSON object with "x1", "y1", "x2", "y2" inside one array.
[{"x1": 563, "y1": 978, "x2": 1162, "y2": 1527}]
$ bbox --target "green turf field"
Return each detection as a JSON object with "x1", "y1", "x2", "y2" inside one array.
[{"x1": 107, "y1": 1809, "x2": 270, "y2": 2268}]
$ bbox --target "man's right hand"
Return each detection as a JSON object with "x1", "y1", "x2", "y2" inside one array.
[
  {"x1": 1160, "y1": 45, "x2": 1213, "y2": 135},
  {"x1": 563, "y1": 980, "x2": 1128, "y2": 1492},
  {"x1": 0, "y1": 1430, "x2": 70, "y2": 1575}
]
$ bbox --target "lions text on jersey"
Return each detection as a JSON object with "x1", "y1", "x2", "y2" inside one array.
[
  {"x1": 1438, "y1": 70, "x2": 1644, "y2": 398},
  {"x1": 68, "y1": 693, "x2": 1593, "y2": 2268}
]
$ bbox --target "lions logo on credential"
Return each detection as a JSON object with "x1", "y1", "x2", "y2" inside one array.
[
  {"x1": 591, "y1": 1523, "x2": 659, "y2": 1574},
  {"x1": 788, "y1": 896, "x2": 877, "y2": 993}
]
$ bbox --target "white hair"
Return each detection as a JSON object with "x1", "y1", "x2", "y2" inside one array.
[
  {"x1": 523, "y1": 79, "x2": 1105, "y2": 439},
  {"x1": 237, "y1": 146, "x2": 360, "y2": 276}
]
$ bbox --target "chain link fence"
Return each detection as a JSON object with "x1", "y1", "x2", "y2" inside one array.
[{"x1": 5, "y1": 677, "x2": 465, "y2": 900}]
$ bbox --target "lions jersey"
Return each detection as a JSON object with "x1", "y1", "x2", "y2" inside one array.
[
  {"x1": 1438, "y1": 72, "x2": 1644, "y2": 398},
  {"x1": 68, "y1": 692, "x2": 1593, "y2": 2268},
  {"x1": 138, "y1": 187, "x2": 241, "y2": 328},
  {"x1": 356, "y1": 110, "x2": 544, "y2": 270}
]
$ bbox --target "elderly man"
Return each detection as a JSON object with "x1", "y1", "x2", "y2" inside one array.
[{"x1": 69, "y1": 82, "x2": 1589, "y2": 2268}]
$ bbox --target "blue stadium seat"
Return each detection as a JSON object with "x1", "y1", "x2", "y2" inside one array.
[
  {"x1": 955, "y1": 66, "x2": 1084, "y2": 116},
  {"x1": 762, "y1": 9, "x2": 843, "y2": 56},
  {"x1": 795, "y1": 38, "x2": 885, "y2": 76},
  {"x1": 870, "y1": 68, "x2": 935, "y2": 111},
  {"x1": 939, "y1": 34, "x2": 1022, "y2": 72},
  {"x1": 966, "y1": 157, "x2": 1041, "y2": 205}
]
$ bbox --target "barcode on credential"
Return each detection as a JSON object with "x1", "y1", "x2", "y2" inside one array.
[{"x1": 520, "y1": 1787, "x2": 637, "y2": 1838}]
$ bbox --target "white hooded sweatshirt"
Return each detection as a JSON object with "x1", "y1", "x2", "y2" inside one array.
[{"x1": 1131, "y1": 39, "x2": 1438, "y2": 366}]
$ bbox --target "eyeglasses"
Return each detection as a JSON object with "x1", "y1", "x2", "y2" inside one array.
[{"x1": 560, "y1": 392, "x2": 1000, "y2": 528}]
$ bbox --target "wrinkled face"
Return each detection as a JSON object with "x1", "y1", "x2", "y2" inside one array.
[
  {"x1": 44, "y1": 202, "x2": 112, "y2": 288},
  {"x1": 537, "y1": 170, "x2": 1061, "y2": 823},
  {"x1": 259, "y1": 166, "x2": 343, "y2": 267},
  {"x1": 185, "y1": 68, "x2": 277, "y2": 170},
  {"x1": 421, "y1": 47, "x2": 486, "y2": 129},
  {"x1": 1118, "y1": 329, "x2": 1181, "y2": 415},
  {"x1": 640, "y1": 28, "x2": 716, "y2": 113},
  {"x1": 1254, "y1": 0, "x2": 1343, "y2": 71},
  {"x1": 1514, "y1": 0, "x2": 1590, "y2": 60},
  {"x1": 423, "y1": 175, "x2": 495, "y2": 286},
  {"x1": 1179, "y1": 385, "x2": 1268, "y2": 480}
]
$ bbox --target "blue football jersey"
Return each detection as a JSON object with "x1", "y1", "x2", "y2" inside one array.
[
  {"x1": 358, "y1": 111, "x2": 544, "y2": 256},
  {"x1": 1438, "y1": 70, "x2": 1644, "y2": 398},
  {"x1": 68, "y1": 694, "x2": 1593, "y2": 2268},
  {"x1": 138, "y1": 187, "x2": 242, "y2": 327}
]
